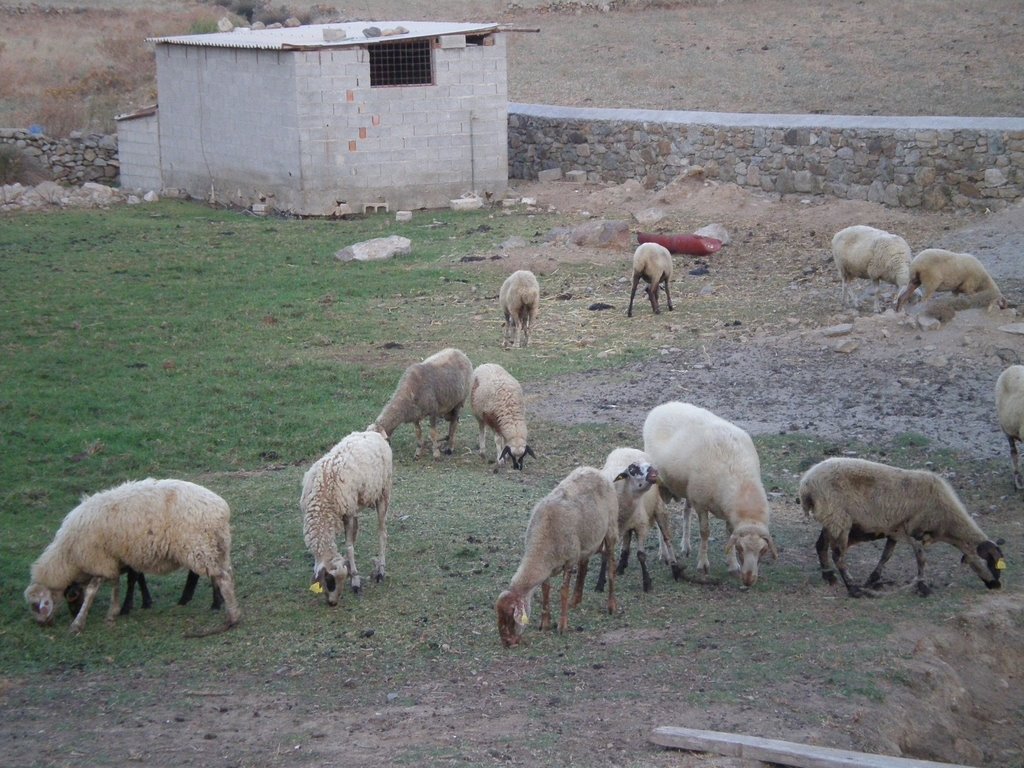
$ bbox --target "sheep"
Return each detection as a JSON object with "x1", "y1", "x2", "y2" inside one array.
[
  {"x1": 593, "y1": 447, "x2": 683, "y2": 593},
  {"x1": 499, "y1": 270, "x2": 540, "y2": 348},
  {"x1": 830, "y1": 225, "x2": 912, "y2": 312},
  {"x1": 24, "y1": 478, "x2": 240, "y2": 634},
  {"x1": 642, "y1": 401, "x2": 777, "y2": 587},
  {"x1": 469, "y1": 362, "x2": 536, "y2": 471},
  {"x1": 627, "y1": 242, "x2": 674, "y2": 317},
  {"x1": 995, "y1": 364, "x2": 1024, "y2": 491},
  {"x1": 64, "y1": 568, "x2": 222, "y2": 618},
  {"x1": 302, "y1": 429, "x2": 392, "y2": 607},
  {"x1": 368, "y1": 347, "x2": 472, "y2": 460},
  {"x1": 895, "y1": 248, "x2": 1006, "y2": 311},
  {"x1": 496, "y1": 466, "x2": 618, "y2": 647},
  {"x1": 799, "y1": 457, "x2": 1006, "y2": 597}
]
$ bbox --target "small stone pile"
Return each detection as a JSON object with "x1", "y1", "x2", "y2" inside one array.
[{"x1": 0, "y1": 180, "x2": 158, "y2": 212}]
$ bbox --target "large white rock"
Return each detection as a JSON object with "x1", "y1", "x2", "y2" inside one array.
[{"x1": 335, "y1": 235, "x2": 411, "y2": 262}]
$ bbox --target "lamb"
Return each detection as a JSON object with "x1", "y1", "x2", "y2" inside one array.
[
  {"x1": 594, "y1": 448, "x2": 682, "y2": 593},
  {"x1": 496, "y1": 466, "x2": 619, "y2": 647},
  {"x1": 799, "y1": 457, "x2": 1006, "y2": 597},
  {"x1": 995, "y1": 364, "x2": 1024, "y2": 490},
  {"x1": 895, "y1": 248, "x2": 1006, "y2": 311},
  {"x1": 642, "y1": 401, "x2": 777, "y2": 587},
  {"x1": 469, "y1": 362, "x2": 536, "y2": 471},
  {"x1": 302, "y1": 429, "x2": 392, "y2": 607},
  {"x1": 24, "y1": 478, "x2": 241, "y2": 634},
  {"x1": 830, "y1": 225, "x2": 912, "y2": 312},
  {"x1": 499, "y1": 269, "x2": 540, "y2": 348},
  {"x1": 368, "y1": 347, "x2": 472, "y2": 460},
  {"x1": 627, "y1": 242, "x2": 674, "y2": 317}
]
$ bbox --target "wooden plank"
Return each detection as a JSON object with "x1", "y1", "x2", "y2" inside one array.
[{"x1": 650, "y1": 726, "x2": 977, "y2": 768}]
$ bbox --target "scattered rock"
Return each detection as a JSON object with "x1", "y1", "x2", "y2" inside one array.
[{"x1": 335, "y1": 235, "x2": 411, "y2": 262}]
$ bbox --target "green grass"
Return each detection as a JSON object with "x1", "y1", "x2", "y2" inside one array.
[{"x1": 0, "y1": 200, "x2": 1017, "y2": 736}]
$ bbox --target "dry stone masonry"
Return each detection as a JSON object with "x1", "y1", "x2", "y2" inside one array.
[
  {"x1": 0, "y1": 128, "x2": 118, "y2": 184},
  {"x1": 508, "y1": 105, "x2": 1024, "y2": 212}
]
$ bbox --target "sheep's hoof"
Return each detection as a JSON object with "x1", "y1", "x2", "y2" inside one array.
[
  {"x1": 671, "y1": 563, "x2": 684, "y2": 581},
  {"x1": 1015, "y1": 475, "x2": 1024, "y2": 491},
  {"x1": 642, "y1": 578, "x2": 653, "y2": 593},
  {"x1": 915, "y1": 581, "x2": 932, "y2": 597},
  {"x1": 820, "y1": 569, "x2": 838, "y2": 585},
  {"x1": 444, "y1": 448, "x2": 453, "y2": 456}
]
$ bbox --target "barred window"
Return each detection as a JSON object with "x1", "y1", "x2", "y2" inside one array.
[{"x1": 369, "y1": 39, "x2": 434, "y2": 87}]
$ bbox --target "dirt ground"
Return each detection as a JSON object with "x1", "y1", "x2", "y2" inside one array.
[{"x1": 4, "y1": 3, "x2": 1024, "y2": 767}]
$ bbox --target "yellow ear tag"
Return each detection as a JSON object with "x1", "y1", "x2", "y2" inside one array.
[
  {"x1": 520, "y1": 613, "x2": 529, "y2": 626},
  {"x1": 996, "y1": 558, "x2": 1007, "y2": 571},
  {"x1": 309, "y1": 582, "x2": 324, "y2": 594}
]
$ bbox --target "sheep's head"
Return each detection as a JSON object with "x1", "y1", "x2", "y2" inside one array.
[
  {"x1": 496, "y1": 590, "x2": 529, "y2": 647},
  {"x1": 725, "y1": 523, "x2": 778, "y2": 587},
  {"x1": 499, "y1": 442, "x2": 536, "y2": 471},
  {"x1": 614, "y1": 462, "x2": 658, "y2": 495},
  {"x1": 972, "y1": 540, "x2": 1006, "y2": 589},
  {"x1": 366, "y1": 423, "x2": 389, "y2": 441},
  {"x1": 312, "y1": 558, "x2": 349, "y2": 606},
  {"x1": 25, "y1": 584, "x2": 56, "y2": 626}
]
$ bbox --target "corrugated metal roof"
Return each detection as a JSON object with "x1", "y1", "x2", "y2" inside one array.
[{"x1": 148, "y1": 21, "x2": 499, "y2": 51}]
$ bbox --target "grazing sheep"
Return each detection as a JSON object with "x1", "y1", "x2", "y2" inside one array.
[
  {"x1": 996, "y1": 364, "x2": 1024, "y2": 490},
  {"x1": 496, "y1": 466, "x2": 618, "y2": 647},
  {"x1": 643, "y1": 402, "x2": 777, "y2": 587},
  {"x1": 302, "y1": 429, "x2": 392, "y2": 607},
  {"x1": 24, "y1": 478, "x2": 240, "y2": 634},
  {"x1": 470, "y1": 362, "x2": 535, "y2": 471},
  {"x1": 895, "y1": 248, "x2": 1006, "y2": 311},
  {"x1": 64, "y1": 568, "x2": 222, "y2": 617},
  {"x1": 830, "y1": 225, "x2": 912, "y2": 312},
  {"x1": 594, "y1": 448, "x2": 682, "y2": 593},
  {"x1": 369, "y1": 347, "x2": 472, "y2": 460},
  {"x1": 800, "y1": 457, "x2": 1006, "y2": 597},
  {"x1": 499, "y1": 270, "x2": 540, "y2": 348},
  {"x1": 627, "y1": 242, "x2": 674, "y2": 317}
]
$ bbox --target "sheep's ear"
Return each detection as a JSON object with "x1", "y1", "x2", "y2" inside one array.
[
  {"x1": 499, "y1": 445, "x2": 513, "y2": 461},
  {"x1": 613, "y1": 470, "x2": 629, "y2": 482},
  {"x1": 724, "y1": 532, "x2": 736, "y2": 554},
  {"x1": 766, "y1": 536, "x2": 779, "y2": 562},
  {"x1": 525, "y1": 445, "x2": 537, "y2": 459}
]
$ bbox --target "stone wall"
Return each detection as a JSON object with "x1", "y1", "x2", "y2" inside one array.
[
  {"x1": 0, "y1": 129, "x2": 119, "y2": 184},
  {"x1": 508, "y1": 104, "x2": 1024, "y2": 212}
]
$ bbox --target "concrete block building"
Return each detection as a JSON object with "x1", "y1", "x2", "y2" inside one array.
[{"x1": 117, "y1": 21, "x2": 508, "y2": 215}]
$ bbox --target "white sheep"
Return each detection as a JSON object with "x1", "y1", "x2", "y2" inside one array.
[
  {"x1": 301, "y1": 429, "x2": 392, "y2": 607},
  {"x1": 499, "y1": 269, "x2": 540, "y2": 348},
  {"x1": 369, "y1": 347, "x2": 473, "y2": 460},
  {"x1": 799, "y1": 457, "x2": 1006, "y2": 597},
  {"x1": 469, "y1": 362, "x2": 535, "y2": 472},
  {"x1": 895, "y1": 247, "x2": 1006, "y2": 311},
  {"x1": 996, "y1": 364, "x2": 1024, "y2": 491},
  {"x1": 496, "y1": 466, "x2": 618, "y2": 647},
  {"x1": 594, "y1": 447, "x2": 682, "y2": 593},
  {"x1": 830, "y1": 225, "x2": 912, "y2": 312},
  {"x1": 643, "y1": 401, "x2": 777, "y2": 587},
  {"x1": 627, "y1": 242, "x2": 674, "y2": 317},
  {"x1": 24, "y1": 478, "x2": 241, "y2": 634}
]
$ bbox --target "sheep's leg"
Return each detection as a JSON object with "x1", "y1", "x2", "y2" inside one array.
[
  {"x1": 832, "y1": 537, "x2": 871, "y2": 598},
  {"x1": 72, "y1": 576, "x2": 105, "y2": 634},
  {"x1": 678, "y1": 501, "x2": 692, "y2": 559},
  {"x1": 413, "y1": 420, "x2": 425, "y2": 459},
  {"x1": 654, "y1": 508, "x2": 683, "y2": 580},
  {"x1": 637, "y1": 549, "x2": 652, "y2": 593},
  {"x1": 210, "y1": 582, "x2": 224, "y2": 610},
  {"x1": 627, "y1": 275, "x2": 642, "y2": 317},
  {"x1": 647, "y1": 281, "x2": 660, "y2": 314},
  {"x1": 594, "y1": 555, "x2": 608, "y2": 593},
  {"x1": 815, "y1": 528, "x2": 838, "y2": 585},
  {"x1": 178, "y1": 570, "x2": 200, "y2": 605},
  {"x1": 572, "y1": 558, "x2": 589, "y2": 608},
  {"x1": 493, "y1": 433, "x2": 506, "y2": 467},
  {"x1": 345, "y1": 514, "x2": 361, "y2": 594},
  {"x1": 616, "y1": 530, "x2": 632, "y2": 575},
  {"x1": 105, "y1": 574, "x2": 122, "y2": 622},
  {"x1": 371, "y1": 491, "x2": 388, "y2": 583},
  {"x1": 604, "y1": 538, "x2": 618, "y2": 615},
  {"x1": 476, "y1": 419, "x2": 488, "y2": 460},
  {"x1": 520, "y1": 310, "x2": 531, "y2": 348},
  {"x1": 724, "y1": 521, "x2": 741, "y2": 574},
  {"x1": 428, "y1": 416, "x2": 442, "y2": 459},
  {"x1": 697, "y1": 509, "x2": 712, "y2": 576},
  {"x1": 444, "y1": 407, "x2": 461, "y2": 456},
  {"x1": 865, "y1": 537, "x2": 898, "y2": 588},
  {"x1": 907, "y1": 538, "x2": 932, "y2": 597},
  {"x1": 517, "y1": 309, "x2": 528, "y2": 348},
  {"x1": 558, "y1": 567, "x2": 574, "y2": 634},
  {"x1": 662, "y1": 276, "x2": 673, "y2": 312},
  {"x1": 1008, "y1": 434, "x2": 1023, "y2": 490},
  {"x1": 120, "y1": 569, "x2": 138, "y2": 615},
  {"x1": 540, "y1": 580, "x2": 553, "y2": 631}
]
